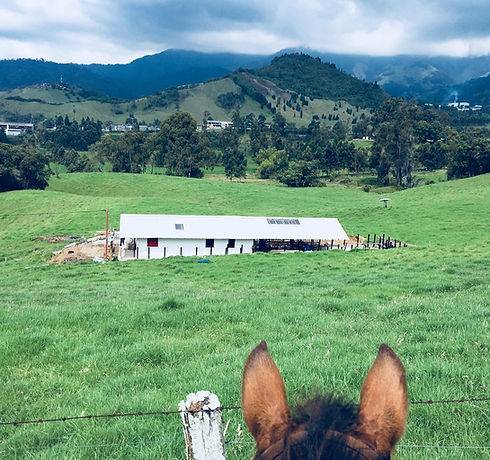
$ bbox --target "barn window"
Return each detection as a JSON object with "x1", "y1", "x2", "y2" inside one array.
[
  {"x1": 147, "y1": 238, "x2": 158, "y2": 247},
  {"x1": 175, "y1": 224, "x2": 184, "y2": 230},
  {"x1": 205, "y1": 239, "x2": 214, "y2": 248},
  {"x1": 227, "y1": 239, "x2": 235, "y2": 248}
]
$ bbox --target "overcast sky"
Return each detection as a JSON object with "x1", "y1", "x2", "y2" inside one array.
[{"x1": 1, "y1": 0, "x2": 489, "y2": 64}]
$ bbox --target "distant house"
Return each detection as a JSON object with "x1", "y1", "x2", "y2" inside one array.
[
  {"x1": 118, "y1": 214, "x2": 348, "y2": 260},
  {"x1": 0, "y1": 121, "x2": 34, "y2": 136},
  {"x1": 206, "y1": 120, "x2": 233, "y2": 130},
  {"x1": 447, "y1": 101, "x2": 481, "y2": 111},
  {"x1": 102, "y1": 124, "x2": 159, "y2": 133}
]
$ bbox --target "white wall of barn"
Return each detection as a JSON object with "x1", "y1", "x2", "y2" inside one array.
[{"x1": 132, "y1": 238, "x2": 253, "y2": 259}]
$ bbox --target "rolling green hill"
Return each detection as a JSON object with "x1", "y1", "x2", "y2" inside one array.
[
  {"x1": 0, "y1": 78, "x2": 372, "y2": 129},
  {"x1": 0, "y1": 53, "x2": 385, "y2": 128},
  {"x1": 1, "y1": 50, "x2": 489, "y2": 105},
  {"x1": 0, "y1": 172, "x2": 488, "y2": 458}
]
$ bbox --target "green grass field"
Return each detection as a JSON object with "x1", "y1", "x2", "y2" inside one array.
[{"x1": 0, "y1": 172, "x2": 489, "y2": 458}]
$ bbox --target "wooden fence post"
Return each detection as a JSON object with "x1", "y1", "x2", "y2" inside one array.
[{"x1": 179, "y1": 390, "x2": 226, "y2": 460}]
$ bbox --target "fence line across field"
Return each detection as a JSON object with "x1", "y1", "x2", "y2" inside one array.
[
  {"x1": 1, "y1": 391, "x2": 488, "y2": 459},
  {"x1": 1, "y1": 397, "x2": 488, "y2": 427}
]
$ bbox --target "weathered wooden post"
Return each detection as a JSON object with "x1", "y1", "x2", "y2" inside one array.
[{"x1": 179, "y1": 391, "x2": 226, "y2": 460}]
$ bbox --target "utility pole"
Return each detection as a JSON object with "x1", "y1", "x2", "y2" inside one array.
[{"x1": 105, "y1": 209, "x2": 109, "y2": 259}]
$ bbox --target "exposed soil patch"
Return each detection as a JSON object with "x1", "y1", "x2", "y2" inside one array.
[
  {"x1": 47, "y1": 231, "x2": 118, "y2": 264},
  {"x1": 33, "y1": 235, "x2": 81, "y2": 243}
]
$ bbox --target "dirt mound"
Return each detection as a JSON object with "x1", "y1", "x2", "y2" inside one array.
[{"x1": 47, "y1": 232, "x2": 118, "y2": 264}]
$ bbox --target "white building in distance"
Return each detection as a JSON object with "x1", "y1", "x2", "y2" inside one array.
[
  {"x1": 118, "y1": 214, "x2": 348, "y2": 260},
  {"x1": 0, "y1": 121, "x2": 34, "y2": 136}
]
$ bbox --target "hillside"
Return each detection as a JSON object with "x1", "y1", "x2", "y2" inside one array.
[
  {"x1": 0, "y1": 49, "x2": 488, "y2": 104},
  {"x1": 456, "y1": 74, "x2": 490, "y2": 105},
  {"x1": 0, "y1": 51, "x2": 271, "y2": 100},
  {"x1": 255, "y1": 53, "x2": 389, "y2": 108},
  {"x1": 0, "y1": 62, "x2": 377, "y2": 128},
  {"x1": 0, "y1": 172, "x2": 488, "y2": 457},
  {"x1": 311, "y1": 51, "x2": 490, "y2": 102}
]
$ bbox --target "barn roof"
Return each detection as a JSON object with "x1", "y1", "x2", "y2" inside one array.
[{"x1": 119, "y1": 214, "x2": 348, "y2": 240}]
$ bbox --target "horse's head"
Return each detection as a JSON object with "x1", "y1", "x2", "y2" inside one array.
[{"x1": 242, "y1": 341, "x2": 408, "y2": 459}]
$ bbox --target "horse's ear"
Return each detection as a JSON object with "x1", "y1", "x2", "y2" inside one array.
[
  {"x1": 242, "y1": 341, "x2": 291, "y2": 453},
  {"x1": 355, "y1": 344, "x2": 408, "y2": 455}
]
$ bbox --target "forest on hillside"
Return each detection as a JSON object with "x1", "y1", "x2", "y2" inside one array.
[{"x1": 1, "y1": 97, "x2": 489, "y2": 193}]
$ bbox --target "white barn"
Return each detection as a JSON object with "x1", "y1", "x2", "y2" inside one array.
[{"x1": 118, "y1": 214, "x2": 348, "y2": 260}]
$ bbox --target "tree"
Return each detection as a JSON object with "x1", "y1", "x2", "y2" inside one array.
[
  {"x1": 154, "y1": 111, "x2": 215, "y2": 177},
  {"x1": 417, "y1": 141, "x2": 448, "y2": 171},
  {"x1": 371, "y1": 99, "x2": 422, "y2": 187},
  {"x1": 447, "y1": 130, "x2": 490, "y2": 179},
  {"x1": 223, "y1": 147, "x2": 247, "y2": 180},
  {"x1": 413, "y1": 120, "x2": 444, "y2": 143},
  {"x1": 0, "y1": 144, "x2": 51, "y2": 192},
  {"x1": 278, "y1": 159, "x2": 319, "y2": 187},
  {"x1": 249, "y1": 115, "x2": 269, "y2": 158},
  {"x1": 256, "y1": 147, "x2": 289, "y2": 179},
  {"x1": 111, "y1": 132, "x2": 149, "y2": 173},
  {"x1": 270, "y1": 112, "x2": 287, "y2": 150},
  {"x1": 0, "y1": 128, "x2": 8, "y2": 144},
  {"x1": 332, "y1": 120, "x2": 348, "y2": 139},
  {"x1": 202, "y1": 110, "x2": 212, "y2": 131},
  {"x1": 43, "y1": 115, "x2": 102, "y2": 152},
  {"x1": 349, "y1": 147, "x2": 369, "y2": 173},
  {"x1": 89, "y1": 135, "x2": 116, "y2": 167},
  {"x1": 220, "y1": 125, "x2": 247, "y2": 180},
  {"x1": 63, "y1": 149, "x2": 95, "y2": 172},
  {"x1": 307, "y1": 121, "x2": 332, "y2": 161},
  {"x1": 352, "y1": 117, "x2": 373, "y2": 139},
  {"x1": 312, "y1": 138, "x2": 356, "y2": 175},
  {"x1": 231, "y1": 109, "x2": 245, "y2": 135}
]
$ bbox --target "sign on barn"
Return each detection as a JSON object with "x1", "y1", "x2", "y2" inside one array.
[{"x1": 118, "y1": 214, "x2": 348, "y2": 260}]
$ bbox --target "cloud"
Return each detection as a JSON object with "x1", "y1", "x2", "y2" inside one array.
[{"x1": 0, "y1": 0, "x2": 488, "y2": 63}]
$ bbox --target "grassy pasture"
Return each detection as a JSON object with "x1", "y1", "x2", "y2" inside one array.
[{"x1": 0, "y1": 172, "x2": 489, "y2": 458}]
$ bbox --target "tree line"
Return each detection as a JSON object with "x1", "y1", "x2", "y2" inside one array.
[{"x1": 0, "y1": 99, "x2": 488, "y2": 192}]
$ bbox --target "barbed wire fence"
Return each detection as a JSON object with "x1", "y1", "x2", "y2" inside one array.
[
  {"x1": 1, "y1": 398, "x2": 488, "y2": 427},
  {"x1": 1, "y1": 396, "x2": 488, "y2": 456}
]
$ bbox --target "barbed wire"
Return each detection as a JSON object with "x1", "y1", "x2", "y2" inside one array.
[
  {"x1": 398, "y1": 444, "x2": 490, "y2": 450},
  {"x1": 410, "y1": 397, "x2": 490, "y2": 405},
  {"x1": 0, "y1": 210, "x2": 106, "y2": 218},
  {"x1": 1, "y1": 398, "x2": 488, "y2": 427},
  {"x1": 0, "y1": 406, "x2": 242, "y2": 427}
]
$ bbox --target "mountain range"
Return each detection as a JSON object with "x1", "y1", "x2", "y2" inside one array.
[
  {"x1": 0, "y1": 54, "x2": 387, "y2": 128},
  {"x1": 0, "y1": 49, "x2": 489, "y2": 105}
]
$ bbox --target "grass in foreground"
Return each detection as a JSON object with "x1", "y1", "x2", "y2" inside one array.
[{"x1": 0, "y1": 172, "x2": 488, "y2": 459}]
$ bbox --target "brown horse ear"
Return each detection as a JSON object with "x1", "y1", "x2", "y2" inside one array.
[
  {"x1": 242, "y1": 341, "x2": 291, "y2": 453},
  {"x1": 355, "y1": 344, "x2": 408, "y2": 455}
]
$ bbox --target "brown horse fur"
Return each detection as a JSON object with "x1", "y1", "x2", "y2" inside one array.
[{"x1": 242, "y1": 341, "x2": 408, "y2": 459}]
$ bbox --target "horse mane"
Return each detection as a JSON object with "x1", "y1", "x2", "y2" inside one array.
[{"x1": 286, "y1": 394, "x2": 369, "y2": 460}]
